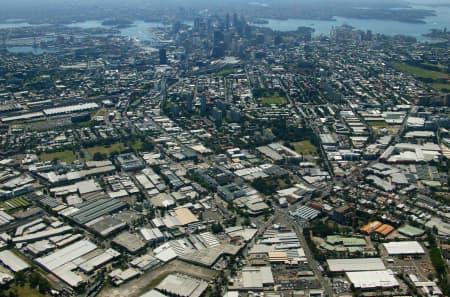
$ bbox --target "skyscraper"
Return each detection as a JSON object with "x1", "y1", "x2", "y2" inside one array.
[
  {"x1": 200, "y1": 94, "x2": 207, "y2": 114},
  {"x1": 159, "y1": 48, "x2": 168, "y2": 65}
]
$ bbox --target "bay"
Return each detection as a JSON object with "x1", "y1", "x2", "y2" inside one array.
[
  {"x1": 66, "y1": 20, "x2": 168, "y2": 42},
  {"x1": 255, "y1": 4, "x2": 450, "y2": 40},
  {"x1": 1, "y1": 4, "x2": 449, "y2": 41},
  {"x1": 6, "y1": 46, "x2": 58, "y2": 55}
]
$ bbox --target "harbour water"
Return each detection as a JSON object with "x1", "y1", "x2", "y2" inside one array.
[
  {"x1": 1, "y1": 20, "x2": 168, "y2": 53},
  {"x1": 66, "y1": 20, "x2": 168, "y2": 42},
  {"x1": 6, "y1": 46, "x2": 58, "y2": 55},
  {"x1": 255, "y1": 4, "x2": 450, "y2": 40},
  {"x1": 1, "y1": 3, "x2": 449, "y2": 47}
]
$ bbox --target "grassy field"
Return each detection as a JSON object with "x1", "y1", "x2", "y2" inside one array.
[
  {"x1": 394, "y1": 62, "x2": 450, "y2": 92},
  {"x1": 93, "y1": 108, "x2": 107, "y2": 117},
  {"x1": 277, "y1": 178, "x2": 292, "y2": 189},
  {"x1": 131, "y1": 140, "x2": 143, "y2": 151},
  {"x1": 216, "y1": 68, "x2": 238, "y2": 76},
  {"x1": 367, "y1": 120, "x2": 389, "y2": 127},
  {"x1": 291, "y1": 140, "x2": 317, "y2": 155},
  {"x1": 75, "y1": 121, "x2": 94, "y2": 128},
  {"x1": 39, "y1": 150, "x2": 76, "y2": 163},
  {"x1": 431, "y1": 83, "x2": 450, "y2": 91},
  {"x1": 262, "y1": 93, "x2": 288, "y2": 106},
  {"x1": 394, "y1": 63, "x2": 449, "y2": 80},
  {"x1": 423, "y1": 63, "x2": 447, "y2": 71},
  {"x1": 86, "y1": 142, "x2": 127, "y2": 157},
  {"x1": 4, "y1": 284, "x2": 48, "y2": 297}
]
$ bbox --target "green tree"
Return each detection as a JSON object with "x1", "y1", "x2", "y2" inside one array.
[
  {"x1": 93, "y1": 152, "x2": 107, "y2": 161},
  {"x1": 142, "y1": 139, "x2": 154, "y2": 152},
  {"x1": 38, "y1": 278, "x2": 51, "y2": 294},
  {"x1": 242, "y1": 216, "x2": 251, "y2": 226},
  {"x1": 211, "y1": 223, "x2": 224, "y2": 234},
  {"x1": 28, "y1": 272, "x2": 40, "y2": 288},
  {"x1": 251, "y1": 177, "x2": 277, "y2": 196},
  {"x1": 227, "y1": 201, "x2": 235, "y2": 212},
  {"x1": 15, "y1": 271, "x2": 26, "y2": 287},
  {"x1": 8, "y1": 290, "x2": 18, "y2": 297}
]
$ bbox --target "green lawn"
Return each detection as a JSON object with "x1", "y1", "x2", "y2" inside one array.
[
  {"x1": 132, "y1": 140, "x2": 143, "y2": 151},
  {"x1": 394, "y1": 62, "x2": 450, "y2": 92},
  {"x1": 431, "y1": 83, "x2": 450, "y2": 91},
  {"x1": 423, "y1": 63, "x2": 447, "y2": 71},
  {"x1": 75, "y1": 121, "x2": 94, "y2": 128},
  {"x1": 216, "y1": 68, "x2": 238, "y2": 76},
  {"x1": 291, "y1": 140, "x2": 317, "y2": 155},
  {"x1": 262, "y1": 94, "x2": 287, "y2": 106},
  {"x1": 367, "y1": 120, "x2": 389, "y2": 127},
  {"x1": 86, "y1": 142, "x2": 127, "y2": 157},
  {"x1": 93, "y1": 108, "x2": 107, "y2": 117},
  {"x1": 39, "y1": 150, "x2": 76, "y2": 163},
  {"x1": 394, "y1": 63, "x2": 449, "y2": 80}
]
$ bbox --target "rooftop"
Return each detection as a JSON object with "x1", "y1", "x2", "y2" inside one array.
[
  {"x1": 383, "y1": 241, "x2": 425, "y2": 255},
  {"x1": 327, "y1": 258, "x2": 386, "y2": 272},
  {"x1": 346, "y1": 270, "x2": 399, "y2": 289},
  {"x1": 156, "y1": 273, "x2": 208, "y2": 297}
]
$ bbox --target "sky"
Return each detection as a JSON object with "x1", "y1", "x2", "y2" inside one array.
[
  {"x1": 0, "y1": 0, "x2": 419, "y2": 7},
  {"x1": 0, "y1": 0, "x2": 426, "y2": 10}
]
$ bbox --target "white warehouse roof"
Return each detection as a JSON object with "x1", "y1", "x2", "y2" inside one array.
[
  {"x1": 346, "y1": 270, "x2": 399, "y2": 289},
  {"x1": 0, "y1": 211, "x2": 14, "y2": 226},
  {"x1": 327, "y1": 258, "x2": 386, "y2": 272},
  {"x1": 0, "y1": 250, "x2": 30, "y2": 272},
  {"x1": 241, "y1": 266, "x2": 274, "y2": 289},
  {"x1": 35, "y1": 240, "x2": 98, "y2": 287},
  {"x1": 36, "y1": 240, "x2": 97, "y2": 271},
  {"x1": 43, "y1": 103, "x2": 99, "y2": 116},
  {"x1": 383, "y1": 241, "x2": 425, "y2": 255},
  {"x1": 156, "y1": 274, "x2": 208, "y2": 297}
]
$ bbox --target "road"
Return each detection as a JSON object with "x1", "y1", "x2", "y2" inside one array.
[
  {"x1": 274, "y1": 206, "x2": 333, "y2": 297},
  {"x1": 278, "y1": 75, "x2": 335, "y2": 180}
]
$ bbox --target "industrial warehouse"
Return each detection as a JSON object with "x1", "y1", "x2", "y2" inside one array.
[{"x1": 0, "y1": 1, "x2": 449, "y2": 296}]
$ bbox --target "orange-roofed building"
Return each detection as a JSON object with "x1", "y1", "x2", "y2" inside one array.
[
  {"x1": 360, "y1": 221, "x2": 383, "y2": 234},
  {"x1": 375, "y1": 224, "x2": 395, "y2": 237}
]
